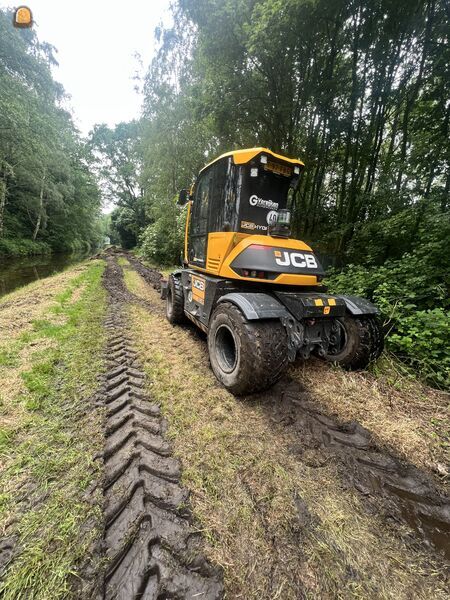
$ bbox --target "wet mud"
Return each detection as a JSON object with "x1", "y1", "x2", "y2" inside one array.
[
  {"x1": 260, "y1": 382, "x2": 450, "y2": 560},
  {"x1": 126, "y1": 254, "x2": 163, "y2": 293},
  {"x1": 0, "y1": 537, "x2": 17, "y2": 580}
]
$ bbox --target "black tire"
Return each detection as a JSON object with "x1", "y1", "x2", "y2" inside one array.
[
  {"x1": 324, "y1": 315, "x2": 383, "y2": 370},
  {"x1": 208, "y1": 301, "x2": 288, "y2": 395},
  {"x1": 166, "y1": 274, "x2": 185, "y2": 324}
]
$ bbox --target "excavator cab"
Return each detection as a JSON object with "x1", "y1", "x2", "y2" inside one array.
[
  {"x1": 166, "y1": 147, "x2": 383, "y2": 395},
  {"x1": 183, "y1": 148, "x2": 301, "y2": 269},
  {"x1": 179, "y1": 148, "x2": 325, "y2": 286}
]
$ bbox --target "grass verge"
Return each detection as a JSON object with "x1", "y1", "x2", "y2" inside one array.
[
  {"x1": 116, "y1": 256, "x2": 129, "y2": 267},
  {"x1": 0, "y1": 261, "x2": 106, "y2": 599}
]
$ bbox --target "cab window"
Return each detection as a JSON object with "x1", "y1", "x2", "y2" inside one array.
[{"x1": 189, "y1": 170, "x2": 212, "y2": 265}]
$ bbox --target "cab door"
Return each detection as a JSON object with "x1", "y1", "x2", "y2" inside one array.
[{"x1": 188, "y1": 169, "x2": 212, "y2": 267}]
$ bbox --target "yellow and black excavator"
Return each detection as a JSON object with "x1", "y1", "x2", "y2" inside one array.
[{"x1": 163, "y1": 147, "x2": 383, "y2": 394}]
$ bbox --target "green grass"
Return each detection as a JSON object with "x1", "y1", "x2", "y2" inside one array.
[
  {"x1": 0, "y1": 333, "x2": 35, "y2": 369},
  {"x1": 158, "y1": 264, "x2": 178, "y2": 278},
  {"x1": 117, "y1": 256, "x2": 129, "y2": 266},
  {"x1": 0, "y1": 347, "x2": 19, "y2": 368},
  {"x1": 0, "y1": 261, "x2": 107, "y2": 599},
  {"x1": 0, "y1": 267, "x2": 91, "y2": 368},
  {"x1": 122, "y1": 268, "x2": 146, "y2": 298}
]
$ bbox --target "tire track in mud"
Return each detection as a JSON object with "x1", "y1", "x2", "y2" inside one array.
[
  {"x1": 101, "y1": 257, "x2": 223, "y2": 599},
  {"x1": 121, "y1": 252, "x2": 450, "y2": 562},
  {"x1": 126, "y1": 254, "x2": 163, "y2": 293},
  {"x1": 267, "y1": 385, "x2": 450, "y2": 560}
]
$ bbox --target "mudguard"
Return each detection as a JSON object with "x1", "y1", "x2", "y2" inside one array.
[
  {"x1": 217, "y1": 292, "x2": 378, "y2": 320},
  {"x1": 217, "y1": 292, "x2": 290, "y2": 320},
  {"x1": 336, "y1": 295, "x2": 379, "y2": 316}
]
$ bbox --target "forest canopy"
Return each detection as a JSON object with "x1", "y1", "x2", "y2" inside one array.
[
  {"x1": 0, "y1": 9, "x2": 103, "y2": 257},
  {"x1": 132, "y1": 0, "x2": 450, "y2": 256}
]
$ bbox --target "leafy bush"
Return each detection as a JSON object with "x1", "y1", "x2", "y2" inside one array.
[
  {"x1": 0, "y1": 238, "x2": 51, "y2": 257},
  {"x1": 388, "y1": 308, "x2": 449, "y2": 388},
  {"x1": 326, "y1": 244, "x2": 449, "y2": 388},
  {"x1": 139, "y1": 199, "x2": 186, "y2": 266}
]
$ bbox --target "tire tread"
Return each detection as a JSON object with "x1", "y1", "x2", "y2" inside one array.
[
  {"x1": 166, "y1": 274, "x2": 185, "y2": 324},
  {"x1": 325, "y1": 315, "x2": 384, "y2": 370}
]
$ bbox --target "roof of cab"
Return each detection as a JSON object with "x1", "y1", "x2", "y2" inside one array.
[{"x1": 199, "y1": 147, "x2": 305, "y2": 174}]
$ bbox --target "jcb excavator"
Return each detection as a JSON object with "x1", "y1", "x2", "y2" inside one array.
[{"x1": 164, "y1": 147, "x2": 383, "y2": 394}]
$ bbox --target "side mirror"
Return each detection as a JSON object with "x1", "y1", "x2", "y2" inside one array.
[{"x1": 177, "y1": 189, "x2": 190, "y2": 206}]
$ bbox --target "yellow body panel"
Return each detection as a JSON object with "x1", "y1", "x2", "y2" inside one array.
[
  {"x1": 200, "y1": 147, "x2": 304, "y2": 174},
  {"x1": 188, "y1": 233, "x2": 320, "y2": 286},
  {"x1": 205, "y1": 232, "x2": 238, "y2": 274}
]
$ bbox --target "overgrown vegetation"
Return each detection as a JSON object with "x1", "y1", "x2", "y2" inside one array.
[
  {"x1": 0, "y1": 262, "x2": 106, "y2": 598},
  {"x1": 327, "y1": 207, "x2": 449, "y2": 387},
  {"x1": 0, "y1": 10, "x2": 103, "y2": 257},
  {"x1": 139, "y1": 198, "x2": 186, "y2": 265}
]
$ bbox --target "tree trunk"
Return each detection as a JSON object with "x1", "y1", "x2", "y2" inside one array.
[
  {"x1": 0, "y1": 179, "x2": 6, "y2": 238},
  {"x1": 443, "y1": 168, "x2": 450, "y2": 212},
  {"x1": 395, "y1": 0, "x2": 434, "y2": 193},
  {"x1": 340, "y1": 9, "x2": 361, "y2": 219},
  {"x1": 33, "y1": 169, "x2": 46, "y2": 241}
]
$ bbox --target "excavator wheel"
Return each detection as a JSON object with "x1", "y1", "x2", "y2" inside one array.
[
  {"x1": 208, "y1": 301, "x2": 288, "y2": 395},
  {"x1": 324, "y1": 315, "x2": 383, "y2": 370},
  {"x1": 166, "y1": 274, "x2": 185, "y2": 324}
]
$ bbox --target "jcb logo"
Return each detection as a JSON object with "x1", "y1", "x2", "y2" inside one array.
[
  {"x1": 274, "y1": 250, "x2": 318, "y2": 269},
  {"x1": 191, "y1": 275, "x2": 206, "y2": 305}
]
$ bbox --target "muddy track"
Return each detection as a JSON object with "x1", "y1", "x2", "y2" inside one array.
[
  {"x1": 126, "y1": 254, "x2": 163, "y2": 293},
  {"x1": 120, "y1": 253, "x2": 450, "y2": 562},
  {"x1": 101, "y1": 257, "x2": 223, "y2": 599},
  {"x1": 265, "y1": 383, "x2": 450, "y2": 559}
]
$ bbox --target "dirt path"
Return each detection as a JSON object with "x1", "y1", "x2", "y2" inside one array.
[
  {"x1": 265, "y1": 386, "x2": 450, "y2": 556},
  {"x1": 117, "y1": 251, "x2": 449, "y2": 555},
  {"x1": 3, "y1": 251, "x2": 446, "y2": 598}
]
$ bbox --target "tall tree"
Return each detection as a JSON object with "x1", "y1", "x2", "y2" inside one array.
[
  {"x1": 0, "y1": 8, "x2": 102, "y2": 256},
  {"x1": 138, "y1": 0, "x2": 449, "y2": 262},
  {"x1": 89, "y1": 122, "x2": 145, "y2": 246}
]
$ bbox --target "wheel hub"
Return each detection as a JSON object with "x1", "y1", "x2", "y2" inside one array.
[{"x1": 214, "y1": 324, "x2": 238, "y2": 373}]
